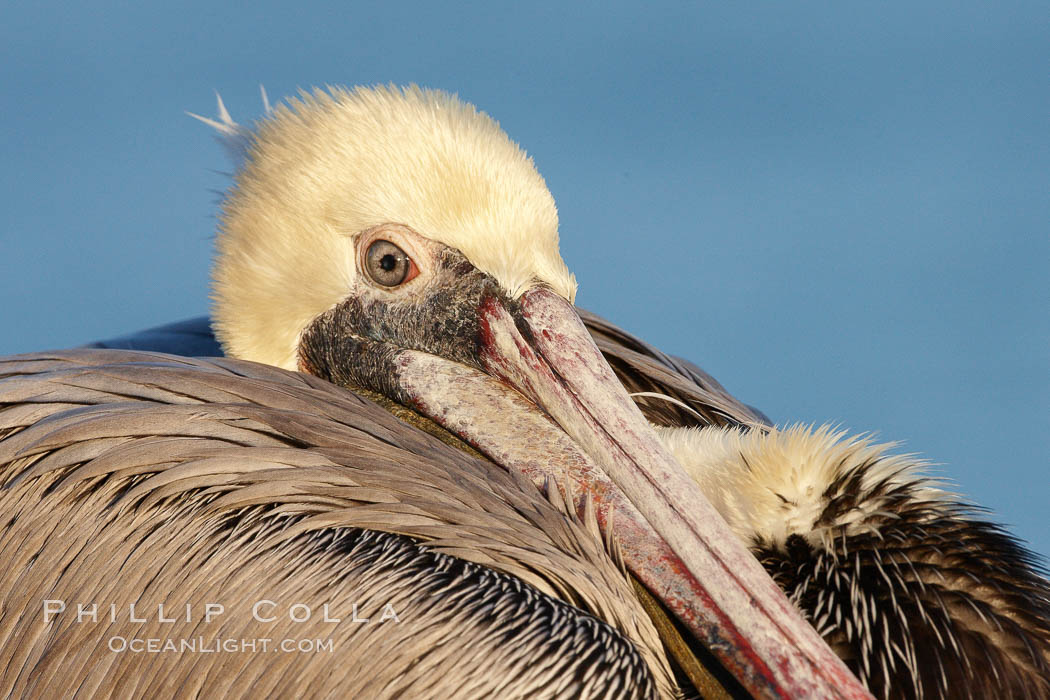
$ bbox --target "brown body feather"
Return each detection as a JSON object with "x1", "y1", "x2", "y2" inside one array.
[{"x1": 0, "y1": 350, "x2": 674, "y2": 699}]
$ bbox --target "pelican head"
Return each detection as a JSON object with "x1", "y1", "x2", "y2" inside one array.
[
  {"x1": 195, "y1": 85, "x2": 870, "y2": 698},
  {"x1": 211, "y1": 86, "x2": 574, "y2": 370}
]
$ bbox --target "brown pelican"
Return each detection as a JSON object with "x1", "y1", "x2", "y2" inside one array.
[{"x1": 1, "y1": 84, "x2": 1047, "y2": 698}]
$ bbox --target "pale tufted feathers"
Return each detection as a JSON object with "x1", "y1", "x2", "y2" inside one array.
[
  {"x1": 655, "y1": 424, "x2": 947, "y2": 551},
  {"x1": 203, "y1": 85, "x2": 576, "y2": 369},
  {"x1": 188, "y1": 91, "x2": 266, "y2": 170}
]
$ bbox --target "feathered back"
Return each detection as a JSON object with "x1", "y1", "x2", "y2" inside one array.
[{"x1": 0, "y1": 350, "x2": 674, "y2": 698}]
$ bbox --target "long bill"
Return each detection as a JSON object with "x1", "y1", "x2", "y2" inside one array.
[{"x1": 457, "y1": 287, "x2": 870, "y2": 699}]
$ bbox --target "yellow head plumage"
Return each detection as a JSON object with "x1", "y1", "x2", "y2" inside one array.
[{"x1": 206, "y1": 85, "x2": 577, "y2": 369}]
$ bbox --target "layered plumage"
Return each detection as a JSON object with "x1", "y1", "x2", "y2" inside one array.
[{"x1": 0, "y1": 350, "x2": 672, "y2": 699}]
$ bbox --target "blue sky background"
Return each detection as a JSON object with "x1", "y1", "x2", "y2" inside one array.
[{"x1": 2, "y1": 3, "x2": 1047, "y2": 558}]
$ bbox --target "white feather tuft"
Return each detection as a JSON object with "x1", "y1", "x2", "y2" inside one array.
[
  {"x1": 259, "y1": 84, "x2": 272, "y2": 115},
  {"x1": 187, "y1": 92, "x2": 257, "y2": 171},
  {"x1": 654, "y1": 423, "x2": 947, "y2": 550}
]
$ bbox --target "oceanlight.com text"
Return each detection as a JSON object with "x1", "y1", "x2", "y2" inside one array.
[{"x1": 108, "y1": 636, "x2": 336, "y2": 654}]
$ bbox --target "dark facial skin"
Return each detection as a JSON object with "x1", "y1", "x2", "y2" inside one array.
[{"x1": 298, "y1": 238, "x2": 523, "y2": 408}]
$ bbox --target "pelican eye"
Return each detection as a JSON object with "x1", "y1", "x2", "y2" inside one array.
[{"x1": 365, "y1": 240, "x2": 416, "y2": 287}]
